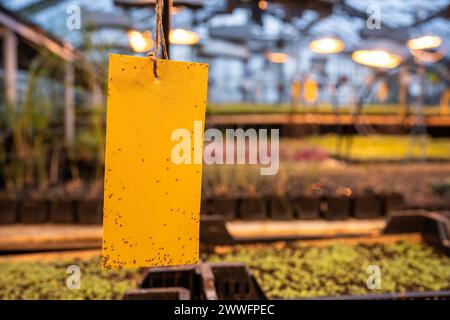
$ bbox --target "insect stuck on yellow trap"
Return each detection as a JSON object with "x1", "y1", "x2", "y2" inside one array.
[{"x1": 102, "y1": 54, "x2": 208, "y2": 269}]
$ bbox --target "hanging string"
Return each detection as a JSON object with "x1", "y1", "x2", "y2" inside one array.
[{"x1": 147, "y1": 0, "x2": 168, "y2": 78}]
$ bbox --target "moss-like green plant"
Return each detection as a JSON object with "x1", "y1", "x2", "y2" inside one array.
[
  {"x1": 0, "y1": 241, "x2": 448, "y2": 300},
  {"x1": 0, "y1": 257, "x2": 142, "y2": 300},
  {"x1": 204, "y1": 241, "x2": 450, "y2": 298}
]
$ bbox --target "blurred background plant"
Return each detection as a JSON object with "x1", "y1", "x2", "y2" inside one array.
[
  {"x1": 0, "y1": 53, "x2": 60, "y2": 195},
  {"x1": 0, "y1": 17, "x2": 108, "y2": 198}
]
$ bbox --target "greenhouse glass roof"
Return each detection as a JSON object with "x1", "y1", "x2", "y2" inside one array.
[{"x1": 1, "y1": 0, "x2": 448, "y2": 54}]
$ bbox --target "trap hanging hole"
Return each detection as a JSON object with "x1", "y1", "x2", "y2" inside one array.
[{"x1": 147, "y1": 53, "x2": 159, "y2": 80}]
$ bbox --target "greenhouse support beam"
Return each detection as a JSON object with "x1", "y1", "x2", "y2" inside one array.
[
  {"x1": 92, "y1": 81, "x2": 102, "y2": 107},
  {"x1": 163, "y1": 0, "x2": 171, "y2": 59},
  {"x1": 91, "y1": 73, "x2": 102, "y2": 108},
  {"x1": 2, "y1": 29, "x2": 17, "y2": 106},
  {"x1": 399, "y1": 66, "x2": 408, "y2": 116},
  {"x1": 0, "y1": 9, "x2": 80, "y2": 62},
  {"x1": 65, "y1": 62, "x2": 75, "y2": 147}
]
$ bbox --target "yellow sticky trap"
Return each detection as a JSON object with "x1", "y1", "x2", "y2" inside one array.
[
  {"x1": 304, "y1": 78, "x2": 318, "y2": 104},
  {"x1": 102, "y1": 54, "x2": 208, "y2": 269}
]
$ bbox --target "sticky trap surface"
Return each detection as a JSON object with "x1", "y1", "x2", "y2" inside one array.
[{"x1": 102, "y1": 54, "x2": 208, "y2": 269}]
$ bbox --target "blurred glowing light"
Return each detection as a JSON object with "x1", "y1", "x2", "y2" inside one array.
[
  {"x1": 309, "y1": 37, "x2": 345, "y2": 54},
  {"x1": 169, "y1": 28, "x2": 200, "y2": 45},
  {"x1": 352, "y1": 50, "x2": 401, "y2": 69},
  {"x1": 258, "y1": 0, "x2": 268, "y2": 10},
  {"x1": 171, "y1": 6, "x2": 185, "y2": 15},
  {"x1": 343, "y1": 187, "x2": 352, "y2": 197},
  {"x1": 128, "y1": 30, "x2": 153, "y2": 52},
  {"x1": 266, "y1": 52, "x2": 289, "y2": 63},
  {"x1": 407, "y1": 35, "x2": 442, "y2": 50},
  {"x1": 410, "y1": 49, "x2": 445, "y2": 63}
]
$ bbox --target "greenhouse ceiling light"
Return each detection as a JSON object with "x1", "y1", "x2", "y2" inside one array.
[
  {"x1": 266, "y1": 52, "x2": 289, "y2": 64},
  {"x1": 169, "y1": 29, "x2": 200, "y2": 45},
  {"x1": 407, "y1": 35, "x2": 442, "y2": 50},
  {"x1": 351, "y1": 49, "x2": 401, "y2": 69},
  {"x1": 410, "y1": 48, "x2": 445, "y2": 63},
  {"x1": 308, "y1": 37, "x2": 345, "y2": 54},
  {"x1": 128, "y1": 30, "x2": 153, "y2": 52}
]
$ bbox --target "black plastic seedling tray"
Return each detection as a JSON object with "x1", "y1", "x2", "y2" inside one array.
[
  {"x1": 311, "y1": 290, "x2": 450, "y2": 300},
  {"x1": 199, "y1": 192, "x2": 404, "y2": 222},
  {"x1": 126, "y1": 262, "x2": 266, "y2": 300},
  {"x1": 0, "y1": 192, "x2": 406, "y2": 225}
]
